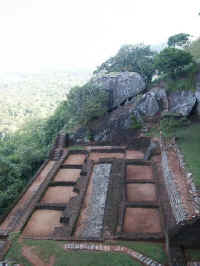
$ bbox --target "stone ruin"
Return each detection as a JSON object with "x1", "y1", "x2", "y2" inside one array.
[{"x1": 0, "y1": 131, "x2": 200, "y2": 266}]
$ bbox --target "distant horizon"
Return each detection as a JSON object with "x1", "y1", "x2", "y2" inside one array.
[{"x1": 0, "y1": 0, "x2": 199, "y2": 74}]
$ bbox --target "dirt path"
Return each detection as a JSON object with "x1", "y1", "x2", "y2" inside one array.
[{"x1": 22, "y1": 245, "x2": 55, "y2": 266}]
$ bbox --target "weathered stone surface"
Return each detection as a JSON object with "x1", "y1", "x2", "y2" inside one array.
[
  {"x1": 133, "y1": 92, "x2": 160, "y2": 118},
  {"x1": 150, "y1": 87, "x2": 168, "y2": 111},
  {"x1": 90, "y1": 71, "x2": 146, "y2": 108},
  {"x1": 79, "y1": 163, "x2": 112, "y2": 239},
  {"x1": 168, "y1": 90, "x2": 196, "y2": 116}
]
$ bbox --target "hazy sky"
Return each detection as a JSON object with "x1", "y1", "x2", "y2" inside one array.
[{"x1": 0, "y1": 0, "x2": 199, "y2": 73}]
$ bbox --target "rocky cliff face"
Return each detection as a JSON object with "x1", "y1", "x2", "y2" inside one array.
[
  {"x1": 71, "y1": 71, "x2": 200, "y2": 144},
  {"x1": 90, "y1": 71, "x2": 146, "y2": 109}
]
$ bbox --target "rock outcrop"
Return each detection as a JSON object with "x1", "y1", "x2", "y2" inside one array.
[
  {"x1": 168, "y1": 90, "x2": 196, "y2": 116},
  {"x1": 70, "y1": 71, "x2": 200, "y2": 144},
  {"x1": 90, "y1": 71, "x2": 146, "y2": 109}
]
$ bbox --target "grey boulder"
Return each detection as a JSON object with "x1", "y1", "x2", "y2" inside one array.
[
  {"x1": 90, "y1": 71, "x2": 146, "y2": 108},
  {"x1": 168, "y1": 90, "x2": 196, "y2": 116}
]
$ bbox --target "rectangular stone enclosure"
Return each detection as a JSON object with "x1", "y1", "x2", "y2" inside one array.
[
  {"x1": 89, "y1": 152, "x2": 124, "y2": 161},
  {"x1": 126, "y1": 183, "x2": 157, "y2": 202},
  {"x1": 126, "y1": 150, "x2": 144, "y2": 159},
  {"x1": 23, "y1": 210, "x2": 62, "y2": 237},
  {"x1": 40, "y1": 186, "x2": 77, "y2": 204},
  {"x1": 126, "y1": 165, "x2": 153, "y2": 180},
  {"x1": 53, "y1": 169, "x2": 81, "y2": 182},
  {"x1": 123, "y1": 208, "x2": 162, "y2": 234},
  {"x1": 63, "y1": 154, "x2": 86, "y2": 165}
]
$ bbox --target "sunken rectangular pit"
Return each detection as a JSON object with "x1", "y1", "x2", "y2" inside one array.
[
  {"x1": 40, "y1": 186, "x2": 77, "y2": 204},
  {"x1": 126, "y1": 150, "x2": 144, "y2": 159},
  {"x1": 89, "y1": 152, "x2": 124, "y2": 161},
  {"x1": 123, "y1": 207, "x2": 161, "y2": 234},
  {"x1": 63, "y1": 154, "x2": 86, "y2": 165},
  {"x1": 126, "y1": 183, "x2": 157, "y2": 202},
  {"x1": 126, "y1": 165, "x2": 153, "y2": 181},
  {"x1": 23, "y1": 209, "x2": 62, "y2": 237},
  {"x1": 53, "y1": 169, "x2": 81, "y2": 182}
]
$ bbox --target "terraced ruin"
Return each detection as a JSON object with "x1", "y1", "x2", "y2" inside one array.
[{"x1": 1, "y1": 134, "x2": 200, "y2": 265}]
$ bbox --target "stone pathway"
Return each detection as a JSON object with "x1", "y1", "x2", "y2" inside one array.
[{"x1": 64, "y1": 242, "x2": 163, "y2": 266}]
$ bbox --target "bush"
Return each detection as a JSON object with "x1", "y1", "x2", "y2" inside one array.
[
  {"x1": 160, "y1": 114, "x2": 190, "y2": 137},
  {"x1": 95, "y1": 44, "x2": 156, "y2": 86},
  {"x1": 65, "y1": 84, "x2": 109, "y2": 130},
  {"x1": 154, "y1": 47, "x2": 193, "y2": 80}
]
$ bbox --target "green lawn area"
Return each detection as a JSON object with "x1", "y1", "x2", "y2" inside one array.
[
  {"x1": 107, "y1": 240, "x2": 168, "y2": 264},
  {"x1": 176, "y1": 123, "x2": 200, "y2": 188},
  {"x1": 185, "y1": 249, "x2": 200, "y2": 261},
  {"x1": 6, "y1": 238, "x2": 143, "y2": 266}
]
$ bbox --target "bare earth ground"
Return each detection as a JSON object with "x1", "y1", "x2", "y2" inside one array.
[
  {"x1": 125, "y1": 150, "x2": 144, "y2": 159},
  {"x1": 123, "y1": 208, "x2": 162, "y2": 233},
  {"x1": 126, "y1": 165, "x2": 153, "y2": 180},
  {"x1": 126, "y1": 184, "x2": 157, "y2": 202},
  {"x1": 22, "y1": 210, "x2": 62, "y2": 237},
  {"x1": 40, "y1": 186, "x2": 77, "y2": 204},
  {"x1": 89, "y1": 152, "x2": 124, "y2": 161},
  {"x1": 0, "y1": 161, "x2": 55, "y2": 230},
  {"x1": 53, "y1": 169, "x2": 81, "y2": 182},
  {"x1": 63, "y1": 154, "x2": 86, "y2": 165}
]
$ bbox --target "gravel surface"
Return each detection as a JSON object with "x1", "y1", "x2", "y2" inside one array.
[{"x1": 80, "y1": 163, "x2": 112, "y2": 239}]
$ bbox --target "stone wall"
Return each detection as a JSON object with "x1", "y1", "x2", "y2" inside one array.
[{"x1": 160, "y1": 138, "x2": 188, "y2": 225}]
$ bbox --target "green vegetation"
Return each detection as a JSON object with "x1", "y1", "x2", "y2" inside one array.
[
  {"x1": 176, "y1": 123, "x2": 200, "y2": 188},
  {"x1": 168, "y1": 33, "x2": 191, "y2": 48},
  {"x1": 159, "y1": 114, "x2": 190, "y2": 138},
  {"x1": 6, "y1": 238, "x2": 143, "y2": 266},
  {"x1": 0, "y1": 70, "x2": 90, "y2": 134},
  {"x1": 186, "y1": 248, "x2": 200, "y2": 261},
  {"x1": 65, "y1": 84, "x2": 109, "y2": 130},
  {"x1": 130, "y1": 114, "x2": 143, "y2": 129},
  {"x1": 95, "y1": 44, "x2": 156, "y2": 86},
  {"x1": 165, "y1": 62, "x2": 198, "y2": 91},
  {"x1": 108, "y1": 241, "x2": 168, "y2": 264},
  {"x1": 154, "y1": 47, "x2": 193, "y2": 80},
  {"x1": 187, "y1": 37, "x2": 200, "y2": 61},
  {"x1": 0, "y1": 119, "x2": 49, "y2": 217},
  {"x1": 0, "y1": 80, "x2": 108, "y2": 217}
]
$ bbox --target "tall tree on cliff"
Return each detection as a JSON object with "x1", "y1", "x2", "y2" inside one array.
[{"x1": 95, "y1": 44, "x2": 156, "y2": 86}]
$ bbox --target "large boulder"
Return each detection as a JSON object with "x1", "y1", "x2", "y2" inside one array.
[
  {"x1": 129, "y1": 87, "x2": 167, "y2": 122},
  {"x1": 90, "y1": 71, "x2": 146, "y2": 109},
  {"x1": 168, "y1": 90, "x2": 196, "y2": 116}
]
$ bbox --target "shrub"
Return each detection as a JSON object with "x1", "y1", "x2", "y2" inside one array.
[{"x1": 154, "y1": 47, "x2": 193, "y2": 80}]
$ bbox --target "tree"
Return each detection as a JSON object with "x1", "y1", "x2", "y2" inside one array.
[
  {"x1": 64, "y1": 84, "x2": 109, "y2": 131},
  {"x1": 168, "y1": 33, "x2": 191, "y2": 48},
  {"x1": 94, "y1": 44, "x2": 156, "y2": 86},
  {"x1": 154, "y1": 47, "x2": 193, "y2": 79}
]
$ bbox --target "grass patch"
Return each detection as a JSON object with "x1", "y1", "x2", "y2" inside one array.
[
  {"x1": 5, "y1": 233, "x2": 31, "y2": 266},
  {"x1": 186, "y1": 249, "x2": 200, "y2": 261},
  {"x1": 68, "y1": 145, "x2": 85, "y2": 150},
  {"x1": 6, "y1": 238, "x2": 143, "y2": 266},
  {"x1": 176, "y1": 122, "x2": 200, "y2": 188},
  {"x1": 107, "y1": 241, "x2": 168, "y2": 264}
]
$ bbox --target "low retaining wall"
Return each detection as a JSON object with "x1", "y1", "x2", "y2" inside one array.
[{"x1": 160, "y1": 138, "x2": 188, "y2": 226}]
